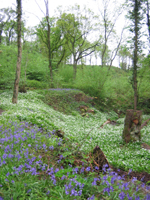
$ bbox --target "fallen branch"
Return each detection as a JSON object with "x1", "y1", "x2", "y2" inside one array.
[
  {"x1": 140, "y1": 118, "x2": 150, "y2": 131},
  {"x1": 99, "y1": 119, "x2": 111, "y2": 128}
]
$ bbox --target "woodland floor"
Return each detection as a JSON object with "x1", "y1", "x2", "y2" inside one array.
[
  {"x1": 0, "y1": 103, "x2": 150, "y2": 186},
  {"x1": 0, "y1": 108, "x2": 4, "y2": 115}
]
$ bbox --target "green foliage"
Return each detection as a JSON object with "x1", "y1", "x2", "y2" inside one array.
[
  {"x1": 26, "y1": 80, "x2": 48, "y2": 89},
  {"x1": 0, "y1": 90, "x2": 150, "y2": 199},
  {"x1": 0, "y1": 44, "x2": 17, "y2": 89},
  {"x1": 27, "y1": 71, "x2": 45, "y2": 81}
]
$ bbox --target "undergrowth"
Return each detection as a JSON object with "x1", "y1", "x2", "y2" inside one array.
[{"x1": 0, "y1": 90, "x2": 150, "y2": 199}]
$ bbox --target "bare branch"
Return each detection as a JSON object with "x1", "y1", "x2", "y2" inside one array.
[{"x1": 34, "y1": 0, "x2": 45, "y2": 16}]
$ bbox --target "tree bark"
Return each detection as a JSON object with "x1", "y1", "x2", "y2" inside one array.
[
  {"x1": 44, "y1": 0, "x2": 53, "y2": 87},
  {"x1": 122, "y1": 109, "x2": 142, "y2": 143},
  {"x1": 73, "y1": 61, "x2": 77, "y2": 80},
  {"x1": 0, "y1": 30, "x2": 2, "y2": 44},
  {"x1": 12, "y1": 0, "x2": 22, "y2": 104},
  {"x1": 133, "y1": 0, "x2": 138, "y2": 110},
  {"x1": 46, "y1": 15, "x2": 53, "y2": 86}
]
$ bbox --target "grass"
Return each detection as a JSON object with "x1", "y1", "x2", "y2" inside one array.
[{"x1": 0, "y1": 89, "x2": 150, "y2": 199}]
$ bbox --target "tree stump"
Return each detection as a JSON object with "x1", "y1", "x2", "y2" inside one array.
[
  {"x1": 89, "y1": 146, "x2": 109, "y2": 172},
  {"x1": 122, "y1": 109, "x2": 142, "y2": 143}
]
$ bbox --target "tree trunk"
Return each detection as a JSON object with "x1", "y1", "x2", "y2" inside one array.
[
  {"x1": 146, "y1": 0, "x2": 150, "y2": 52},
  {"x1": 46, "y1": 16, "x2": 53, "y2": 86},
  {"x1": 0, "y1": 30, "x2": 2, "y2": 44},
  {"x1": 12, "y1": 0, "x2": 22, "y2": 104},
  {"x1": 133, "y1": 0, "x2": 139, "y2": 110},
  {"x1": 45, "y1": 0, "x2": 53, "y2": 87},
  {"x1": 122, "y1": 109, "x2": 142, "y2": 143},
  {"x1": 73, "y1": 61, "x2": 77, "y2": 80}
]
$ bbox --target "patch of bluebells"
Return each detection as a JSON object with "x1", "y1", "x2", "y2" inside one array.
[
  {"x1": 0, "y1": 121, "x2": 150, "y2": 199},
  {"x1": 0, "y1": 121, "x2": 61, "y2": 185},
  {"x1": 64, "y1": 177, "x2": 84, "y2": 197}
]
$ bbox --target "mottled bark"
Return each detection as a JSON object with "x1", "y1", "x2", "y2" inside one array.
[
  {"x1": 46, "y1": 15, "x2": 53, "y2": 86},
  {"x1": 12, "y1": 0, "x2": 22, "y2": 104},
  {"x1": 133, "y1": 0, "x2": 138, "y2": 110},
  {"x1": 0, "y1": 30, "x2": 2, "y2": 44},
  {"x1": 73, "y1": 61, "x2": 77, "y2": 80},
  {"x1": 146, "y1": 0, "x2": 150, "y2": 50},
  {"x1": 122, "y1": 109, "x2": 142, "y2": 143},
  {"x1": 44, "y1": 0, "x2": 53, "y2": 87}
]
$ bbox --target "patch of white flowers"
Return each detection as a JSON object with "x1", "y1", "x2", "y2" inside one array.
[{"x1": 0, "y1": 90, "x2": 150, "y2": 172}]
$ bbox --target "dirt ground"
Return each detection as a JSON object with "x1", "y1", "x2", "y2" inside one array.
[
  {"x1": 110, "y1": 166, "x2": 150, "y2": 185},
  {"x1": 0, "y1": 109, "x2": 4, "y2": 115}
]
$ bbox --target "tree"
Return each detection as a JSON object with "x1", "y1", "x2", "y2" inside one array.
[
  {"x1": 96, "y1": 44, "x2": 111, "y2": 66},
  {"x1": 0, "y1": 7, "x2": 16, "y2": 45},
  {"x1": 4, "y1": 19, "x2": 17, "y2": 46},
  {"x1": 122, "y1": 0, "x2": 145, "y2": 143},
  {"x1": 0, "y1": 49, "x2": 2, "y2": 67},
  {"x1": 36, "y1": 17, "x2": 67, "y2": 69},
  {"x1": 118, "y1": 45, "x2": 132, "y2": 70},
  {"x1": 57, "y1": 5, "x2": 99, "y2": 80},
  {"x1": 35, "y1": 0, "x2": 60, "y2": 86},
  {"x1": 96, "y1": 0, "x2": 124, "y2": 68},
  {"x1": 146, "y1": 0, "x2": 150, "y2": 50},
  {"x1": 43, "y1": 0, "x2": 53, "y2": 85},
  {"x1": 12, "y1": 0, "x2": 22, "y2": 104}
]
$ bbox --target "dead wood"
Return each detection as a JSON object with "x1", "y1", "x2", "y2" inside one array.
[{"x1": 140, "y1": 118, "x2": 150, "y2": 130}]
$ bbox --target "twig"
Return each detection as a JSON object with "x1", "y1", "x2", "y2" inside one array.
[{"x1": 140, "y1": 118, "x2": 150, "y2": 131}]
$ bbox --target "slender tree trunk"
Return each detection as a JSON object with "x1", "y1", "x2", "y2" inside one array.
[
  {"x1": 73, "y1": 61, "x2": 77, "y2": 80},
  {"x1": 122, "y1": 0, "x2": 142, "y2": 143},
  {"x1": 0, "y1": 30, "x2": 2, "y2": 44},
  {"x1": 12, "y1": 0, "x2": 22, "y2": 104},
  {"x1": 46, "y1": 16, "x2": 53, "y2": 86},
  {"x1": 146, "y1": 0, "x2": 150, "y2": 53},
  {"x1": 133, "y1": 0, "x2": 138, "y2": 111},
  {"x1": 45, "y1": 0, "x2": 53, "y2": 87}
]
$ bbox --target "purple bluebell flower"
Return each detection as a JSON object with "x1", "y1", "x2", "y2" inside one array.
[
  {"x1": 128, "y1": 169, "x2": 132, "y2": 175},
  {"x1": 73, "y1": 168, "x2": 78, "y2": 174},
  {"x1": 119, "y1": 191, "x2": 126, "y2": 200},
  {"x1": 103, "y1": 187, "x2": 110, "y2": 195},
  {"x1": 49, "y1": 146, "x2": 54, "y2": 150},
  {"x1": 43, "y1": 144, "x2": 46, "y2": 149},
  {"x1": 6, "y1": 172, "x2": 10, "y2": 177},
  {"x1": 135, "y1": 197, "x2": 140, "y2": 200},
  {"x1": 122, "y1": 182, "x2": 129, "y2": 191},
  {"x1": 46, "y1": 190, "x2": 50, "y2": 195},
  {"x1": 145, "y1": 194, "x2": 150, "y2": 200},
  {"x1": 65, "y1": 190, "x2": 69, "y2": 195},
  {"x1": 132, "y1": 177, "x2": 137, "y2": 183},
  {"x1": 87, "y1": 195, "x2": 95, "y2": 200},
  {"x1": 55, "y1": 168, "x2": 59, "y2": 173},
  {"x1": 80, "y1": 167, "x2": 85, "y2": 174},
  {"x1": 78, "y1": 190, "x2": 82, "y2": 196},
  {"x1": 70, "y1": 188, "x2": 75, "y2": 196},
  {"x1": 111, "y1": 176, "x2": 116, "y2": 184},
  {"x1": 61, "y1": 175, "x2": 66, "y2": 180},
  {"x1": 127, "y1": 193, "x2": 133, "y2": 200},
  {"x1": 85, "y1": 167, "x2": 90, "y2": 172}
]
